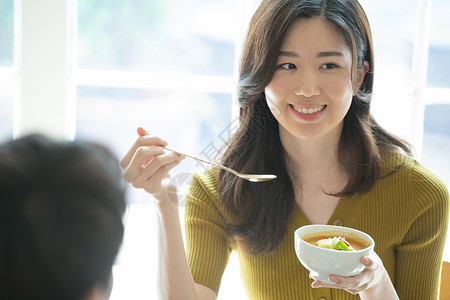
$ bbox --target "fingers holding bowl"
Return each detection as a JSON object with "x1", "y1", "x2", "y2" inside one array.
[{"x1": 311, "y1": 255, "x2": 379, "y2": 294}]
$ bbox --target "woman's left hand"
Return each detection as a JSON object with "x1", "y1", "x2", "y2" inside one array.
[{"x1": 311, "y1": 253, "x2": 392, "y2": 296}]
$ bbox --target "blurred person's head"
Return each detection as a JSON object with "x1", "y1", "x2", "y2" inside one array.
[{"x1": 0, "y1": 134, "x2": 127, "y2": 300}]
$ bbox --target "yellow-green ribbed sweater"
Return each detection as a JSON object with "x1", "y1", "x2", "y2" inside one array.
[{"x1": 185, "y1": 153, "x2": 449, "y2": 300}]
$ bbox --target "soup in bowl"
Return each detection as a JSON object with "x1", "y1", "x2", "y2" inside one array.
[{"x1": 294, "y1": 224, "x2": 375, "y2": 284}]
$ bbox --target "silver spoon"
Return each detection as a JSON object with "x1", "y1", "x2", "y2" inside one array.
[{"x1": 164, "y1": 147, "x2": 277, "y2": 182}]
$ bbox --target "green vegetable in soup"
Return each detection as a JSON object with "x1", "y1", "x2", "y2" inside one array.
[{"x1": 317, "y1": 236, "x2": 355, "y2": 251}]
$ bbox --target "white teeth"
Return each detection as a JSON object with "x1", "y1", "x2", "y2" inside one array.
[{"x1": 293, "y1": 105, "x2": 326, "y2": 114}]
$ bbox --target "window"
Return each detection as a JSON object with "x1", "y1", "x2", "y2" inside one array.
[
  {"x1": 0, "y1": 83, "x2": 14, "y2": 143},
  {"x1": 75, "y1": 0, "x2": 245, "y2": 298},
  {"x1": 427, "y1": 0, "x2": 450, "y2": 89},
  {"x1": 0, "y1": 0, "x2": 14, "y2": 142},
  {"x1": 360, "y1": 0, "x2": 417, "y2": 140},
  {"x1": 75, "y1": 0, "x2": 240, "y2": 158}
]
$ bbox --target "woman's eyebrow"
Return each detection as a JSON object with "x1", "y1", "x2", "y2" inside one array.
[
  {"x1": 278, "y1": 50, "x2": 299, "y2": 57},
  {"x1": 316, "y1": 51, "x2": 344, "y2": 58},
  {"x1": 278, "y1": 51, "x2": 344, "y2": 58}
]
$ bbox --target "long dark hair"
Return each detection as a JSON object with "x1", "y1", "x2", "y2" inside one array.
[{"x1": 217, "y1": 0, "x2": 412, "y2": 255}]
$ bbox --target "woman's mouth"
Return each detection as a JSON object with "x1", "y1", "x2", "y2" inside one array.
[
  {"x1": 289, "y1": 104, "x2": 327, "y2": 122},
  {"x1": 291, "y1": 104, "x2": 327, "y2": 115}
]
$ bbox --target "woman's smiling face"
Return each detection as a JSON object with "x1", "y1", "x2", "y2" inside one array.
[{"x1": 265, "y1": 17, "x2": 361, "y2": 142}]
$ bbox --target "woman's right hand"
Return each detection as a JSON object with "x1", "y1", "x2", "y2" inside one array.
[{"x1": 120, "y1": 127, "x2": 184, "y2": 204}]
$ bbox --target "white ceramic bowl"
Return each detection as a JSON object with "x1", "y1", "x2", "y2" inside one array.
[{"x1": 294, "y1": 224, "x2": 375, "y2": 284}]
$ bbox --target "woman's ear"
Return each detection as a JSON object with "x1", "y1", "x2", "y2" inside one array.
[{"x1": 356, "y1": 60, "x2": 370, "y2": 89}]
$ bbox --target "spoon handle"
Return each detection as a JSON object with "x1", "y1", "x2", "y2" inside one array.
[{"x1": 164, "y1": 147, "x2": 241, "y2": 176}]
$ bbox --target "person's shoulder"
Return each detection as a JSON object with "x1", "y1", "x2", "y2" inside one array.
[
  {"x1": 191, "y1": 167, "x2": 219, "y2": 189},
  {"x1": 381, "y1": 150, "x2": 449, "y2": 204},
  {"x1": 380, "y1": 150, "x2": 414, "y2": 171},
  {"x1": 187, "y1": 168, "x2": 220, "y2": 203},
  {"x1": 408, "y1": 160, "x2": 449, "y2": 204}
]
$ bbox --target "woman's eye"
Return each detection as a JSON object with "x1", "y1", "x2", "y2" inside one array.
[
  {"x1": 320, "y1": 63, "x2": 338, "y2": 70},
  {"x1": 278, "y1": 63, "x2": 296, "y2": 70}
]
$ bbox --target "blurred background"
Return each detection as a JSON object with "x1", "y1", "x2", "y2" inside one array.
[{"x1": 0, "y1": 0, "x2": 449, "y2": 299}]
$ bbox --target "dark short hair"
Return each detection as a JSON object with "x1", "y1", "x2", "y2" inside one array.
[{"x1": 0, "y1": 134, "x2": 126, "y2": 300}]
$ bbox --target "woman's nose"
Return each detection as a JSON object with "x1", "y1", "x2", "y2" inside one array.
[{"x1": 293, "y1": 72, "x2": 321, "y2": 97}]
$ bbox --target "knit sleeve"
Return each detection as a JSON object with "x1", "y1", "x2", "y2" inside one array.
[
  {"x1": 394, "y1": 161, "x2": 449, "y2": 299},
  {"x1": 184, "y1": 170, "x2": 233, "y2": 295}
]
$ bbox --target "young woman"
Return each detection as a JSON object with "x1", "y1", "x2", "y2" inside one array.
[{"x1": 121, "y1": 0, "x2": 449, "y2": 299}]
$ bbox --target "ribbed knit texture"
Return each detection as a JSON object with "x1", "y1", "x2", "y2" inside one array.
[{"x1": 185, "y1": 152, "x2": 449, "y2": 299}]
